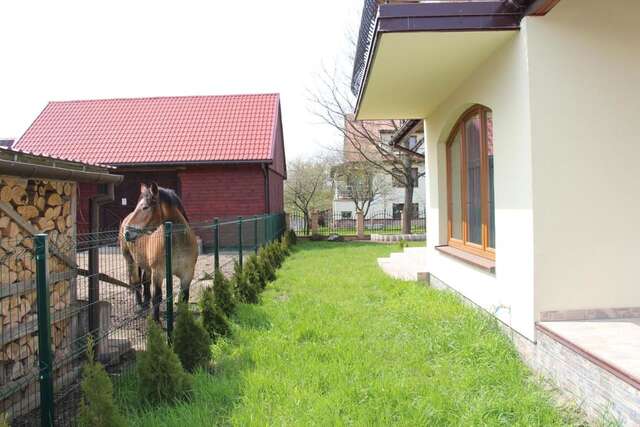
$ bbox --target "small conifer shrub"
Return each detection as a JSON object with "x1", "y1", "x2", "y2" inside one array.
[
  {"x1": 279, "y1": 237, "x2": 290, "y2": 256},
  {"x1": 136, "y1": 318, "x2": 191, "y2": 404},
  {"x1": 173, "y1": 303, "x2": 211, "y2": 372},
  {"x1": 284, "y1": 229, "x2": 297, "y2": 246},
  {"x1": 273, "y1": 241, "x2": 285, "y2": 266},
  {"x1": 244, "y1": 254, "x2": 265, "y2": 292},
  {"x1": 213, "y1": 268, "x2": 236, "y2": 317},
  {"x1": 232, "y1": 261, "x2": 259, "y2": 304},
  {"x1": 257, "y1": 246, "x2": 276, "y2": 284},
  {"x1": 266, "y1": 242, "x2": 282, "y2": 269},
  {"x1": 77, "y1": 338, "x2": 126, "y2": 427},
  {"x1": 200, "y1": 287, "x2": 231, "y2": 340}
]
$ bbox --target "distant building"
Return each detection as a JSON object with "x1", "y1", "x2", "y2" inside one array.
[
  {"x1": 0, "y1": 139, "x2": 14, "y2": 148},
  {"x1": 332, "y1": 116, "x2": 425, "y2": 219}
]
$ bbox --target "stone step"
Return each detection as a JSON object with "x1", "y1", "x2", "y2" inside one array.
[
  {"x1": 377, "y1": 247, "x2": 428, "y2": 281},
  {"x1": 377, "y1": 258, "x2": 422, "y2": 281},
  {"x1": 403, "y1": 246, "x2": 427, "y2": 255}
]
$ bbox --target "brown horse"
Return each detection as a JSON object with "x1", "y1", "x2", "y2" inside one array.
[{"x1": 119, "y1": 183, "x2": 198, "y2": 321}]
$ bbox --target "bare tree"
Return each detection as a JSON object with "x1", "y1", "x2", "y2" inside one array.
[
  {"x1": 309, "y1": 63, "x2": 425, "y2": 233},
  {"x1": 284, "y1": 158, "x2": 333, "y2": 234},
  {"x1": 332, "y1": 160, "x2": 390, "y2": 217}
]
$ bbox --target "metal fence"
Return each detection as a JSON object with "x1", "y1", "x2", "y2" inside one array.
[
  {"x1": 289, "y1": 209, "x2": 426, "y2": 237},
  {"x1": 365, "y1": 209, "x2": 426, "y2": 235},
  {"x1": 0, "y1": 213, "x2": 285, "y2": 426}
]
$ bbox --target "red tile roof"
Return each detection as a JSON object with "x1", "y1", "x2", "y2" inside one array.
[{"x1": 15, "y1": 94, "x2": 281, "y2": 165}]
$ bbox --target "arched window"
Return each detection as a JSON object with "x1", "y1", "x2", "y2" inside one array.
[{"x1": 446, "y1": 105, "x2": 495, "y2": 259}]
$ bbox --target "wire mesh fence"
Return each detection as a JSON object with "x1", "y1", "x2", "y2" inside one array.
[
  {"x1": 289, "y1": 209, "x2": 426, "y2": 237},
  {"x1": 0, "y1": 213, "x2": 285, "y2": 426},
  {"x1": 0, "y1": 235, "x2": 41, "y2": 426}
]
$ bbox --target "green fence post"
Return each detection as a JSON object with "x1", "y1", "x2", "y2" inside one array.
[
  {"x1": 164, "y1": 221, "x2": 174, "y2": 341},
  {"x1": 254, "y1": 216, "x2": 259, "y2": 254},
  {"x1": 213, "y1": 218, "x2": 219, "y2": 272},
  {"x1": 238, "y1": 216, "x2": 243, "y2": 269},
  {"x1": 35, "y1": 234, "x2": 54, "y2": 427}
]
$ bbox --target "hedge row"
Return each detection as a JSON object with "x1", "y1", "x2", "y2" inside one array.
[{"x1": 76, "y1": 229, "x2": 299, "y2": 424}]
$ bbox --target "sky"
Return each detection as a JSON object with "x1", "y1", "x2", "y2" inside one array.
[{"x1": 0, "y1": 0, "x2": 362, "y2": 161}]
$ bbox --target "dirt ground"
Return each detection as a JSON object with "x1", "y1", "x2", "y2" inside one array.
[
  {"x1": 76, "y1": 246, "x2": 238, "y2": 302},
  {"x1": 74, "y1": 247, "x2": 239, "y2": 352}
]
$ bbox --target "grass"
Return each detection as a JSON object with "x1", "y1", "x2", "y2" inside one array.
[{"x1": 117, "y1": 241, "x2": 583, "y2": 426}]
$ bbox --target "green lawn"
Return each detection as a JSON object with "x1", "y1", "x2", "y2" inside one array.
[{"x1": 118, "y1": 241, "x2": 582, "y2": 426}]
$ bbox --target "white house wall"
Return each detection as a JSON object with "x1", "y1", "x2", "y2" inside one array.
[
  {"x1": 525, "y1": 0, "x2": 640, "y2": 315},
  {"x1": 424, "y1": 31, "x2": 536, "y2": 339}
]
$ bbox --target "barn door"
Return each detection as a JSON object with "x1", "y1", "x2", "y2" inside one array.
[{"x1": 101, "y1": 171, "x2": 179, "y2": 231}]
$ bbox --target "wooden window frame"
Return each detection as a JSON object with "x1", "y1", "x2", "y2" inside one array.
[{"x1": 446, "y1": 105, "x2": 495, "y2": 260}]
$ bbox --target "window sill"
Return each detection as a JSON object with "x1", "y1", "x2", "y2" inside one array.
[{"x1": 435, "y1": 245, "x2": 496, "y2": 273}]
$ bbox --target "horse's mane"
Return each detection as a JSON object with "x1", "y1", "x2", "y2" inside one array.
[{"x1": 158, "y1": 187, "x2": 189, "y2": 222}]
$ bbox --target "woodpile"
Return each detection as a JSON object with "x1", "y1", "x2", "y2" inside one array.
[{"x1": 0, "y1": 175, "x2": 76, "y2": 390}]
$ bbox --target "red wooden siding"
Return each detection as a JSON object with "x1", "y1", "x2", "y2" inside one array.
[
  {"x1": 268, "y1": 170, "x2": 284, "y2": 213},
  {"x1": 269, "y1": 105, "x2": 287, "y2": 178},
  {"x1": 178, "y1": 165, "x2": 268, "y2": 223},
  {"x1": 78, "y1": 163, "x2": 284, "y2": 232},
  {"x1": 77, "y1": 183, "x2": 98, "y2": 234}
]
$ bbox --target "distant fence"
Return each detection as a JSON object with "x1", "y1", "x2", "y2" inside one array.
[
  {"x1": 0, "y1": 213, "x2": 285, "y2": 426},
  {"x1": 289, "y1": 209, "x2": 426, "y2": 237}
]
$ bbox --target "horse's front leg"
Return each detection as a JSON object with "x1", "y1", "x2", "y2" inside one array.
[
  {"x1": 151, "y1": 270, "x2": 164, "y2": 322},
  {"x1": 124, "y1": 251, "x2": 144, "y2": 307}
]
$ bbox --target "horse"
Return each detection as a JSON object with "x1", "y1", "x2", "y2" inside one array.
[{"x1": 119, "y1": 183, "x2": 198, "y2": 321}]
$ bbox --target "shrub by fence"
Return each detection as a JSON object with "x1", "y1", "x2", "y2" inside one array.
[{"x1": 0, "y1": 213, "x2": 285, "y2": 426}]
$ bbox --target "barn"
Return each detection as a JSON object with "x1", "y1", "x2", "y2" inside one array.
[{"x1": 14, "y1": 94, "x2": 287, "y2": 232}]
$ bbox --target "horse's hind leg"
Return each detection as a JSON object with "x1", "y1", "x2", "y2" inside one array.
[
  {"x1": 178, "y1": 261, "x2": 196, "y2": 304},
  {"x1": 140, "y1": 269, "x2": 152, "y2": 309},
  {"x1": 179, "y1": 275, "x2": 192, "y2": 304},
  {"x1": 151, "y1": 270, "x2": 164, "y2": 322},
  {"x1": 124, "y1": 250, "x2": 144, "y2": 307}
]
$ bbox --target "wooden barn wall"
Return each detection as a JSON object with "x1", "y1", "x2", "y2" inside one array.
[
  {"x1": 270, "y1": 108, "x2": 287, "y2": 178},
  {"x1": 78, "y1": 164, "x2": 284, "y2": 232},
  {"x1": 178, "y1": 164, "x2": 266, "y2": 223},
  {"x1": 79, "y1": 172, "x2": 179, "y2": 232},
  {"x1": 103, "y1": 171, "x2": 178, "y2": 231},
  {"x1": 268, "y1": 169, "x2": 284, "y2": 214},
  {"x1": 77, "y1": 182, "x2": 98, "y2": 234}
]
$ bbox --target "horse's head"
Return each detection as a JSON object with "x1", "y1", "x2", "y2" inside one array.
[{"x1": 124, "y1": 183, "x2": 163, "y2": 242}]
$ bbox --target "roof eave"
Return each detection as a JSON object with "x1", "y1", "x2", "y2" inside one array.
[
  {"x1": 352, "y1": 0, "x2": 563, "y2": 118},
  {"x1": 109, "y1": 159, "x2": 273, "y2": 168}
]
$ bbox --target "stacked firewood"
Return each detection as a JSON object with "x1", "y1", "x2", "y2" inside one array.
[{"x1": 0, "y1": 176, "x2": 76, "y2": 388}]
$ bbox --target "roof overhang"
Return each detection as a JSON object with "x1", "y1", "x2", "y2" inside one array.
[
  {"x1": 110, "y1": 159, "x2": 272, "y2": 168},
  {"x1": 353, "y1": 0, "x2": 563, "y2": 120},
  {"x1": 389, "y1": 119, "x2": 425, "y2": 158},
  {"x1": 355, "y1": 1, "x2": 524, "y2": 120},
  {"x1": 0, "y1": 148, "x2": 122, "y2": 184}
]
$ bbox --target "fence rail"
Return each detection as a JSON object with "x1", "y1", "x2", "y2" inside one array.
[
  {"x1": 289, "y1": 209, "x2": 426, "y2": 237},
  {"x1": 0, "y1": 213, "x2": 285, "y2": 426}
]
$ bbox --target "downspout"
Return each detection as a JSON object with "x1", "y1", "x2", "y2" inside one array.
[
  {"x1": 262, "y1": 163, "x2": 271, "y2": 214},
  {"x1": 88, "y1": 182, "x2": 115, "y2": 343}
]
